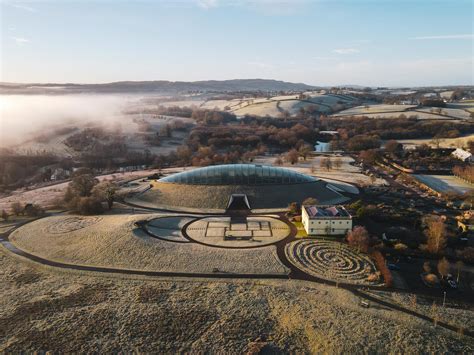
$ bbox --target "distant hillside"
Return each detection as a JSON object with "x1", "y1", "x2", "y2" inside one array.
[{"x1": 0, "y1": 79, "x2": 317, "y2": 94}]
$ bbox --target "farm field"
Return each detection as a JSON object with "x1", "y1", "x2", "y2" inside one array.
[
  {"x1": 412, "y1": 174, "x2": 473, "y2": 194},
  {"x1": 233, "y1": 100, "x2": 281, "y2": 117},
  {"x1": 230, "y1": 93, "x2": 357, "y2": 117},
  {"x1": 415, "y1": 107, "x2": 471, "y2": 120},
  {"x1": 397, "y1": 134, "x2": 474, "y2": 149},
  {"x1": 447, "y1": 101, "x2": 474, "y2": 112},
  {"x1": 200, "y1": 99, "x2": 244, "y2": 110},
  {"x1": 1, "y1": 249, "x2": 472, "y2": 352},
  {"x1": 9, "y1": 214, "x2": 289, "y2": 275},
  {"x1": 157, "y1": 99, "x2": 205, "y2": 108},
  {"x1": 337, "y1": 111, "x2": 450, "y2": 120},
  {"x1": 333, "y1": 104, "x2": 417, "y2": 116}
]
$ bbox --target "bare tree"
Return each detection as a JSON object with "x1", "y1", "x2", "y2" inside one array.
[
  {"x1": 384, "y1": 140, "x2": 400, "y2": 155},
  {"x1": 423, "y1": 215, "x2": 447, "y2": 254},
  {"x1": 10, "y1": 201, "x2": 23, "y2": 216},
  {"x1": 287, "y1": 202, "x2": 300, "y2": 215},
  {"x1": 455, "y1": 260, "x2": 464, "y2": 283},
  {"x1": 320, "y1": 157, "x2": 332, "y2": 171},
  {"x1": 285, "y1": 149, "x2": 299, "y2": 165},
  {"x1": 302, "y1": 197, "x2": 318, "y2": 206},
  {"x1": 370, "y1": 175, "x2": 377, "y2": 185},
  {"x1": 1, "y1": 209, "x2": 8, "y2": 221},
  {"x1": 92, "y1": 181, "x2": 118, "y2": 210},
  {"x1": 437, "y1": 257, "x2": 450, "y2": 279},
  {"x1": 333, "y1": 157, "x2": 342, "y2": 169},
  {"x1": 347, "y1": 226, "x2": 370, "y2": 253},
  {"x1": 430, "y1": 136, "x2": 442, "y2": 149},
  {"x1": 298, "y1": 144, "x2": 313, "y2": 161},
  {"x1": 423, "y1": 261, "x2": 432, "y2": 273},
  {"x1": 69, "y1": 174, "x2": 99, "y2": 197}
]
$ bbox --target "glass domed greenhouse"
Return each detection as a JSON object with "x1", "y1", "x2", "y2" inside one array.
[
  {"x1": 159, "y1": 164, "x2": 317, "y2": 185},
  {"x1": 136, "y1": 164, "x2": 349, "y2": 211}
]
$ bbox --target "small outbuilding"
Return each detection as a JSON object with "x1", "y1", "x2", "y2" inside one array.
[{"x1": 451, "y1": 148, "x2": 473, "y2": 162}]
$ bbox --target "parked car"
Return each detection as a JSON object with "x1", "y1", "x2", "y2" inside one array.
[
  {"x1": 447, "y1": 279, "x2": 458, "y2": 289},
  {"x1": 388, "y1": 263, "x2": 400, "y2": 271}
]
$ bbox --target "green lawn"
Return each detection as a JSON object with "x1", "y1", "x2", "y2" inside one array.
[{"x1": 292, "y1": 221, "x2": 308, "y2": 238}]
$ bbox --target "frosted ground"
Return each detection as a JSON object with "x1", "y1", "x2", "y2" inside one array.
[
  {"x1": 0, "y1": 169, "x2": 163, "y2": 211},
  {"x1": 333, "y1": 104, "x2": 417, "y2": 116},
  {"x1": 1, "y1": 247, "x2": 473, "y2": 352},
  {"x1": 253, "y1": 155, "x2": 386, "y2": 187},
  {"x1": 156, "y1": 93, "x2": 357, "y2": 117},
  {"x1": 10, "y1": 214, "x2": 288, "y2": 275},
  {"x1": 397, "y1": 134, "x2": 474, "y2": 149},
  {"x1": 333, "y1": 104, "x2": 471, "y2": 120}
]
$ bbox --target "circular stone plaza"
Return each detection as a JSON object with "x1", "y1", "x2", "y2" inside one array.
[{"x1": 131, "y1": 163, "x2": 349, "y2": 212}]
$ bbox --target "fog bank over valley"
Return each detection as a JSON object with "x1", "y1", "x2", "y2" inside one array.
[{"x1": 0, "y1": 94, "x2": 140, "y2": 146}]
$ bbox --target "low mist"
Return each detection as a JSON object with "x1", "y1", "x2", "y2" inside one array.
[{"x1": 0, "y1": 94, "x2": 144, "y2": 147}]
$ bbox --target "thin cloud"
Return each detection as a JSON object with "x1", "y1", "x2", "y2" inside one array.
[
  {"x1": 11, "y1": 36, "x2": 30, "y2": 45},
  {"x1": 410, "y1": 34, "x2": 474, "y2": 40},
  {"x1": 333, "y1": 48, "x2": 360, "y2": 55},
  {"x1": 196, "y1": 0, "x2": 219, "y2": 8},
  {"x1": 3, "y1": 1, "x2": 37, "y2": 12},
  {"x1": 194, "y1": 0, "x2": 309, "y2": 14}
]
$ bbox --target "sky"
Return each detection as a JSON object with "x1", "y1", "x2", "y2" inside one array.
[{"x1": 0, "y1": 0, "x2": 473, "y2": 87}]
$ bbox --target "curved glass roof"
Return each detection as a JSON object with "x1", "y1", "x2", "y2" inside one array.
[{"x1": 159, "y1": 164, "x2": 317, "y2": 185}]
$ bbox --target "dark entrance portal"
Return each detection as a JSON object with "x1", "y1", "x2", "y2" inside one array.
[{"x1": 226, "y1": 194, "x2": 251, "y2": 211}]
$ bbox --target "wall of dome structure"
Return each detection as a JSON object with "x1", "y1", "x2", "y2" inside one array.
[
  {"x1": 159, "y1": 164, "x2": 317, "y2": 185},
  {"x1": 134, "y1": 164, "x2": 349, "y2": 211}
]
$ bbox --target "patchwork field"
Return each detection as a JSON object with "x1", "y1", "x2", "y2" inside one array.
[
  {"x1": 344, "y1": 111, "x2": 457, "y2": 120},
  {"x1": 233, "y1": 100, "x2": 281, "y2": 117},
  {"x1": 415, "y1": 107, "x2": 471, "y2": 120},
  {"x1": 332, "y1": 104, "x2": 472, "y2": 120},
  {"x1": 333, "y1": 104, "x2": 417, "y2": 117},
  {"x1": 152, "y1": 93, "x2": 358, "y2": 117},
  {"x1": 9, "y1": 214, "x2": 289, "y2": 275}
]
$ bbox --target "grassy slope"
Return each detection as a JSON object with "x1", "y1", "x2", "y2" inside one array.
[{"x1": 1, "y1": 250, "x2": 472, "y2": 352}]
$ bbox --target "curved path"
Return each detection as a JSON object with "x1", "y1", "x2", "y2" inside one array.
[{"x1": 1, "y1": 215, "x2": 473, "y2": 338}]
